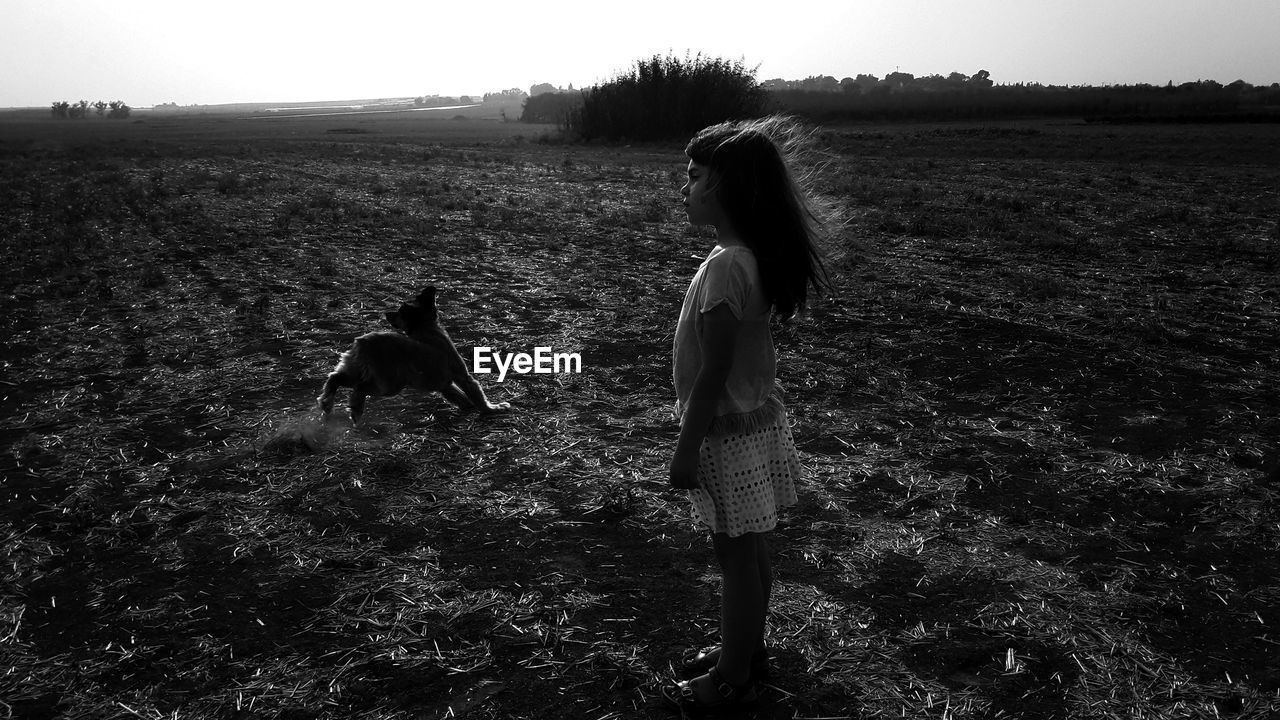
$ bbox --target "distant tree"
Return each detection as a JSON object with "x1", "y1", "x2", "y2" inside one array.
[
  {"x1": 970, "y1": 69, "x2": 994, "y2": 88},
  {"x1": 854, "y1": 74, "x2": 879, "y2": 92},
  {"x1": 915, "y1": 74, "x2": 948, "y2": 92},
  {"x1": 483, "y1": 88, "x2": 528, "y2": 102},
  {"x1": 49, "y1": 99, "x2": 133, "y2": 119},
  {"x1": 799, "y1": 75, "x2": 840, "y2": 92},
  {"x1": 884, "y1": 71, "x2": 915, "y2": 91},
  {"x1": 529, "y1": 82, "x2": 558, "y2": 97},
  {"x1": 840, "y1": 77, "x2": 861, "y2": 94}
]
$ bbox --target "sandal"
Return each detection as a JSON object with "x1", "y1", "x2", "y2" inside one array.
[
  {"x1": 679, "y1": 645, "x2": 770, "y2": 683},
  {"x1": 662, "y1": 666, "x2": 759, "y2": 714}
]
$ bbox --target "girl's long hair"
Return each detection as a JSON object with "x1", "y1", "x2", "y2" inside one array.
[{"x1": 685, "y1": 115, "x2": 832, "y2": 319}]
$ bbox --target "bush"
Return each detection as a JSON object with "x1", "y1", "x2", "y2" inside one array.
[
  {"x1": 565, "y1": 53, "x2": 766, "y2": 142},
  {"x1": 521, "y1": 92, "x2": 583, "y2": 125}
]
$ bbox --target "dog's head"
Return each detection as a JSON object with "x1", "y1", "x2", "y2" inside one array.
[{"x1": 385, "y1": 286, "x2": 440, "y2": 335}]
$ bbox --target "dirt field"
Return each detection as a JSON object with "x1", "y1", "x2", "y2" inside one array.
[{"x1": 2, "y1": 111, "x2": 1278, "y2": 719}]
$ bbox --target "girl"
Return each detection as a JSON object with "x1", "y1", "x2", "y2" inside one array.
[{"x1": 663, "y1": 115, "x2": 831, "y2": 712}]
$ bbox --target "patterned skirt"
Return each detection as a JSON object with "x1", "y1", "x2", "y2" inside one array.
[{"x1": 688, "y1": 413, "x2": 800, "y2": 537}]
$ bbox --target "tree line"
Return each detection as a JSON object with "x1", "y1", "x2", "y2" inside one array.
[
  {"x1": 522, "y1": 57, "x2": 1280, "y2": 139},
  {"x1": 51, "y1": 100, "x2": 132, "y2": 119},
  {"x1": 412, "y1": 89, "x2": 531, "y2": 108},
  {"x1": 766, "y1": 75, "x2": 1280, "y2": 123},
  {"x1": 762, "y1": 70, "x2": 993, "y2": 94}
]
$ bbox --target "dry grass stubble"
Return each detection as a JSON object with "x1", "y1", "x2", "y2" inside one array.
[{"x1": 1, "y1": 116, "x2": 1277, "y2": 719}]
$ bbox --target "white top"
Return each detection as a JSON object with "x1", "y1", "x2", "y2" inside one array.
[{"x1": 673, "y1": 244, "x2": 776, "y2": 421}]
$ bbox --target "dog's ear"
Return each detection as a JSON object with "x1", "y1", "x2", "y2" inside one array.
[
  {"x1": 386, "y1": 309, "x2": 408, "y2": 331},
  {"x1": 418, "y1": 286, "x2": 437, "y2": 309}
]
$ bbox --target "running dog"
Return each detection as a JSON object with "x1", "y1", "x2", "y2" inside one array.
[{"x1": 317, "y1": 286, "x2": 511, "y2": 424}]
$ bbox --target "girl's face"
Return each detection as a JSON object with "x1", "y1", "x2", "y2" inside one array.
[{"x1": 681, "y1": 160, "x2": 724, "y2": 228}]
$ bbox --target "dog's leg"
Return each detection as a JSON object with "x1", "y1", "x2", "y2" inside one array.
[
  {"x1": 454, "y1": 374, "x2": 511, "y2": 414},
  {"x1": 439, "y1": 383, "x2": 473, "y2": 410},
  {"x1": 349, "y1": 388, "x2": 370, "y2": 425},
  {"x1": 317, "y1": 371, "x2": 352, "y2": 417}
]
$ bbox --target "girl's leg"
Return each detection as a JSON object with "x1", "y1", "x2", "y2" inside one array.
[
  {"x1": 755, "y1": 532, "x2": 773, "y2": 652},
  {"x1": 712, "y1": 531, "x2": 766, "y2": 685}
]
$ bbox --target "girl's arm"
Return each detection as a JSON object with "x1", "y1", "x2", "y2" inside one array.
[{"x1": 670, "y1": 304, "x2": 740, "y2": 489}]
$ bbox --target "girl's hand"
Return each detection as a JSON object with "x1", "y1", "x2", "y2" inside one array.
[{"x1": 669, "y1": 447, "x2": 699, "y2": 489}]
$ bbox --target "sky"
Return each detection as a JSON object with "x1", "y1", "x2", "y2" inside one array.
[{"x1": 2, "y1": 0, "x2": 1277, "y2": 108}]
